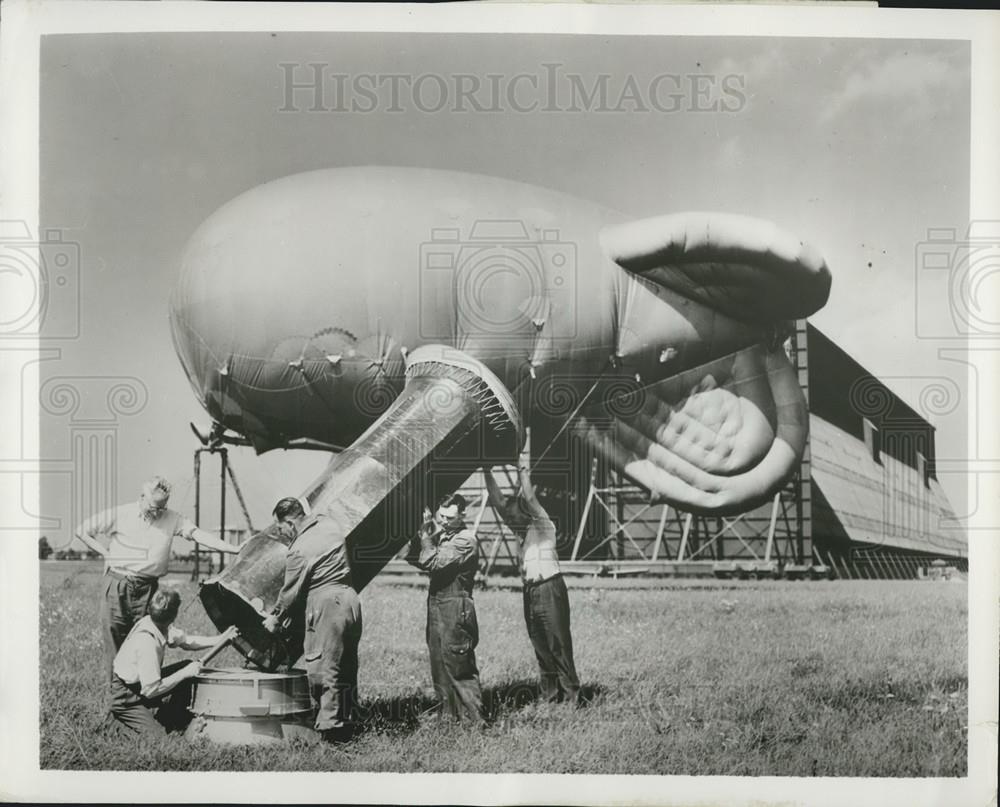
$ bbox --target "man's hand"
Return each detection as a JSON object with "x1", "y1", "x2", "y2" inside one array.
[
  {"x1": 223, "y1": 544, "x2": 240, "y2": 554},
  {"x1": 262, "y1": 614, "x2": 281, "y2": 634},
  {"x1": 419, "y1": 507, "x2": 438, "y2": 540},
  {"x1": 183, "y1": 660, "x2": 203, "y2": 679}
]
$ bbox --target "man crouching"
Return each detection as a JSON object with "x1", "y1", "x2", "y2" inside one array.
[{"x1": 110, "y1": 589, "x2": 221, "y2": 735}]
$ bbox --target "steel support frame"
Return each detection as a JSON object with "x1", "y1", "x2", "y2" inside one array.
[
  {"x1": 569, "y1": 475, "x2": 790, "y2": 567},
  {"x1": 191, "y1": 446, "x2": 255, "y2": 581}
]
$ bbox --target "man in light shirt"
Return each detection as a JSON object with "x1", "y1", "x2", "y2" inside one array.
[
  {"x1": 110, "y1": 588, "x2": 221, "y2": 735},
  {"x1": 485, "y1": 457, "x2": 581, "y2": 704},
  {"x1": 75, "y1": 475, "x2": 239, "y2": 680}
]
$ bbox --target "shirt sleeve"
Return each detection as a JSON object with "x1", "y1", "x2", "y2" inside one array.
[
  {"x1": 135, "y1": 634, "x2": 164, "y2": 695},
  {"x1": 405, "y1": 526, "x2": 429, "y2": 567},
  {"x1": 405, "y1": 541, "x2": 417, "y2": 565},
  {"x1": 415, "y1": 529, "x2": 477, "y2": 573},
  {"x1": 79, "y1": 508, "x2": 116, "y2": 538},
  {"x1": 174, "y1": 514, "x2": 199, "y2": 540},
  {"x1": 276, "y1": 549, "x2": 310, "y2": 618}
]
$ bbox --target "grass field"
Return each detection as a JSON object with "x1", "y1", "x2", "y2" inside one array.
[{"x1": 39, "y1": 561, "x2": 968, "y2": 775}]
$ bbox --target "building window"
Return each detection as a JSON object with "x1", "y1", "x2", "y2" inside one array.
[
  {"x1": 863, "y1": 418, "x2": 881, "y2": 464},
  {"x1": 917, "y1": 451, "x2": 930, "y2": 488}
]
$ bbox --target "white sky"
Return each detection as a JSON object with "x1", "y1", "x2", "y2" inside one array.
[{"x1": 36, "y1": 32, "x2": 972, "y2": 548}]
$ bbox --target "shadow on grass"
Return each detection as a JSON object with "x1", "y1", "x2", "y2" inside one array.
[
  {"x1": 482, "y1": 679, "x2": 605, "y2": 722},
  {"x1": 357, "y1": 679, "x2": 605, "y2": 736},
  {"x1": 357, "y1": 691, "x2": 439, "y2": 735}
]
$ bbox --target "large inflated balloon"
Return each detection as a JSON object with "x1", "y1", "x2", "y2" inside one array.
[
  {"x1": 173, "y1": 167, "x2": 830, "y2": 657},
  {"x1": 172, "y1": 166, "x2": 828, "y2": 512}
]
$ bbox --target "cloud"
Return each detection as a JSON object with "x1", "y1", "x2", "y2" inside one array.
[
  {"x1": 822, "y1": 51, "x2": 967, "y2": 123},
  {"x1": 715, "y1": 49, "x2": 787, "y2": 83}
]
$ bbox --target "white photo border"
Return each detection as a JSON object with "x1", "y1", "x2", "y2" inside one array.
[{"x1": 1, "y1": 2, "x2": 997, "y2": 805}]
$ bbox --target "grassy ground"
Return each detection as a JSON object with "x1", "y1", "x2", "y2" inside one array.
[{"x1": 39, "y1": 561, "x2": 967, "y2": 775}]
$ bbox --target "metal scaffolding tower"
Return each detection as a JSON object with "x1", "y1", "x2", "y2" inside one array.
[{"x1": 561, "y1": 321, "x2": 816, "y2": 578}]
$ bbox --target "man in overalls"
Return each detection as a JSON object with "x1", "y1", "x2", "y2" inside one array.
[
  {"x1": 485, "y1": 459, "x2": 580, "y2": 704},
  {"x1": 407, "y1": 493, "x2": 483, "y2": 723},
  {"x1": 263, "y1": 497, "x2": 362, "y2": 743}
]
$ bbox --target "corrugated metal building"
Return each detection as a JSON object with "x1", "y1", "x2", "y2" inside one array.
[{"x1": 803, "y1": 324, "x2": 966, "y2": 577}]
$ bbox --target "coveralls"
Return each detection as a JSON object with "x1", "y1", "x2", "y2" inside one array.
[
  {"x1": 504, "y1": 493, "x2": 580, "y2": 703},
  {"x1": 408, "y1": 522, "x2": 483, "y2": 723},
  {"x1": 109, "y1": 615, "x2": 201, "y2": 735},
  {"x1": 78, "y1": 504, "x2": 204, "y2": 681},
  {"x1": 274, "y1": 514, "x2": 362, "y2": 736}
]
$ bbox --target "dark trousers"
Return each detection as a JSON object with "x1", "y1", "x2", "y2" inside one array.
[
  {"x1": 301, "y1": 583, "x2": 362, "y2": 733},
  {"x1": 102, "y1": 572, "x2": 158, "y2": 682},
  {"x1": 110, "y1": 661, "x2": 193, "y2": 736},
  {"x1": 426, "y1": 592, "x2": 482, "y2": 723},
  {"x1": 523, "y1": 574, "x2": 580, "y2": 703}
]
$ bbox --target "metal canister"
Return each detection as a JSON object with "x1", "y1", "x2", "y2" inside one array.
[{"x1": 186, "y1": 667, "x2": 316, "y2": 745}]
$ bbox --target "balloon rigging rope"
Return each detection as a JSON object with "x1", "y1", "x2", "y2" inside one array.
[{"x1": 532, "y1": 362, "x2": 609, "y2": 468}]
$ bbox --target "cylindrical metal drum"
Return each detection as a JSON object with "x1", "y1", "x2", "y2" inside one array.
[
  {"x1": 200, "y1": 345, "x2": 521, "y2": 668},
  {"x1": 186, "y1": 667, "x2": 316, "y2": 744}
]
